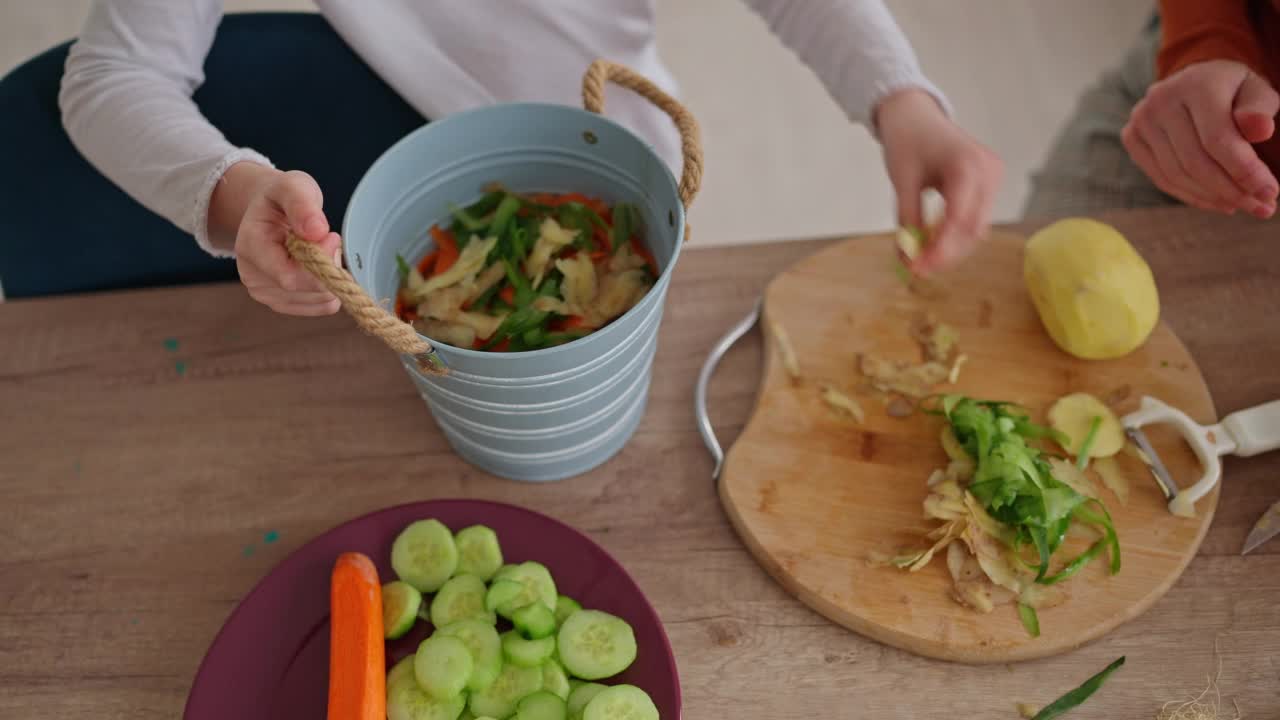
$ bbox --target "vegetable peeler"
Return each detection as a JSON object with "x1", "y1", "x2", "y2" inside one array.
[{"x1": 1121, "y1": 396, "x2": 1280, "y2": 551}]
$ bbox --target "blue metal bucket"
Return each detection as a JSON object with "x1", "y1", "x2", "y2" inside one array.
[{"x1": 340, "y1": 62, "x2": 701, "y2": 482}]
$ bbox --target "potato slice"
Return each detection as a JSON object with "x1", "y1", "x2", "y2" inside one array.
[{"x1": 1048, "y1": 392, "x2": 1125, "y2": 459}]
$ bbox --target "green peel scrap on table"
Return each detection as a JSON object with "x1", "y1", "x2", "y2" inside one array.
[{"x1": 1029, "y1": 656, "x2": 1126, "y2": 719}]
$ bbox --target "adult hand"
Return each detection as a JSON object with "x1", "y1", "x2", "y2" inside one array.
[
  {"x1": 1122, "y1": 59, "x2": 1279, "y2": 218},
  {"x1": 876, "y1": 88, "x2": 1004, "y2": 275}
]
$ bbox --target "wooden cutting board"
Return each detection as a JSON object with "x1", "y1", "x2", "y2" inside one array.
[{"x1": 718, "y1": 229, "x2": 1219, "y2": 664}]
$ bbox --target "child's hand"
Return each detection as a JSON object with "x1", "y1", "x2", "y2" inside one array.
[
  {"x1": 1121, "y1": 59, "x2": 1278, "y2": 218},
  {"x1": 231, "y1": 168, "x2": 344, "y2": 316},
  {"x1": 875, "y1": 88, "x2": 1004, "y2": 275}
]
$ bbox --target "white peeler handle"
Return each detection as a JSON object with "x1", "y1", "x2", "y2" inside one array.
[{"x1": 1222, "y1": 399, "x2": 1280, "y2": 457}]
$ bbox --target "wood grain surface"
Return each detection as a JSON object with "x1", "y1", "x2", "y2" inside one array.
[
  {"x1": 1, "y1": 208, "x2": 1277, "y2": 719},
  {"x1": 720, "y1": 228, "x2": 1216, "y2": 663}
]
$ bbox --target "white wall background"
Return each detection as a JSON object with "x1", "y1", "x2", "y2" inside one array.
[{"x1": 1, "y1": 1, "x2": 1154, "y2": 246}]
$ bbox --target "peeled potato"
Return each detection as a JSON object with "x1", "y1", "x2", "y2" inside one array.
[
  {"x1": 1024, "y1": 218, "x2": 1159, "y2": 359},
  {"x1": 1048, "y1": 392, "x2": 1125, "y2": 459}
]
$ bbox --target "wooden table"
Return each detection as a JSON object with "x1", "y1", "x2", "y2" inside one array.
[{"x1": 1, "y1": 207, "x2": 1277, "y2": 718}]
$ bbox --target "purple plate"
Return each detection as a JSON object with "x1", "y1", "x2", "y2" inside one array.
[{"x1": 184, "y1": 499, "x2": 680, "y2": 719}]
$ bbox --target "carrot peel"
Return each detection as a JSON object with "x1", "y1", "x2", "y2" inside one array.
[
  {"x1": 429, "y1": 226, "x2": 459, "y2": 276},
  {"x1": 416, "y1": 250, "x2": 438, "y2": 276}
]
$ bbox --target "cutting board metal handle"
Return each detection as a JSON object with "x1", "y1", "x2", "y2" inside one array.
[{"x1": 696, "y1": 300, "x2": 762, "y2": 480}]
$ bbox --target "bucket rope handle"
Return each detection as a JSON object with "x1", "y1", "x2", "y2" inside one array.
[
  {"x1": 285, "y1": 59, "x2": 701, "y2": 375},
  {"x1": 285, "y1": 234, "x2": 445, "y2": 374},
  {"x1": 581, "y1": 59, "x2": 703, "y2": 210}
]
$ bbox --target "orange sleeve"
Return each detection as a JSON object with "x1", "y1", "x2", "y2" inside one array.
[{"x1": 1156, "y1": 0, "x2": 1268, "y2": 79}]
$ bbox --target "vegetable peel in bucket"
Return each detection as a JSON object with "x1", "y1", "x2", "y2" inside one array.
[{"x1": 394, "y1": 189, "x2": 660, "y2": 353}]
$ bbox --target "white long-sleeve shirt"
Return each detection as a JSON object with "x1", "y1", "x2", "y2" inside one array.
[{"x1": 59, "y1": 1, "x2": 950, "y2": 258}]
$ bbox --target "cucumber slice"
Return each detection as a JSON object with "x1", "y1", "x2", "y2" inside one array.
[
  {"x1": 513, "y1": 602, "x2": 556, "y2": 640},
  {"x1": 468, "y1": 662, "x2": 543, "y2": 719},
  {"x1": 567, "y1": 679, "x2": 584, "y2": 695},
  {"x1": 557, "y1": 610, "x2": 636, "y2": 680},
  {"x1": 502, "y1": 629, "x2": 556, "y2": 667},
  {"x1": 566, "y1": 683, "x2": 608, "y2": 720},
  {"x1": 388, "y1": 681, "x2": 467, "y2": 720},
  {"x1": 389, "y1": 655, "x2": 468, "y2": 720},
  {"x1": 383, "y1": 581, "x2": 423, "y2": 639},
  {"x1": 436, "y1": 619, "x2": 503, "y2": 693},
  {"x1": 553, "y1": 596, "x2": 582, "y2": 627},
  {"x1": 485, "y1": 579, "x2": 524, "y2": 615},
  {"x1": 494, "y1": 563, "x2": 519, "y2": 580},
  {"x1": 431, "y1": 574, "x2": 496, "y2": 628},
  {"x1": 392, "y1": 519, "x2": 459, "y2": 592},
  {"x1": 582, "y1": 685, "x2": 657, "y2": 720},
  {"x1": 458, "y1": 710, "x2": 475, "y2": 720},
  {"x1": 516, "y1": 690, "x2": 567, "y2": 720},
  {"x1": 492, "y1": 562, "x2": 556, "y2": 619},
  {"x1": 542, "y1": 660, "x2": 571, "y2": 701},
  {"x1": 454, "y1": 525, "x2": 504, "y2": 581},
  {"x1": 388, "y1": 656, "x2": 417, "y2": 692},
  {"x1": 414, "y1": 635, "x2": 473, "y2": 700}
]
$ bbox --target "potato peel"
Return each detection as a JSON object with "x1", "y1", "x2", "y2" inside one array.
[
  {"x1": 948, "y1": 353, "x2": 968, "y2": 384},
  {"x1": 859, "y1": 354, "x2": 949, "y2": 398},
  {"x1": 1093, "y1": 456, "x2": 1130, "y2": 506},
  {"x1": 820, "y1": 384, "x2": 865, "y2": 423},
  {"x1": 770, "y1": 318, "x2": 801, "y2": 382},
  {"x1": 1049, "y1": 457, "x2": 1099, "y2": 499},
  {"x1": 911, "y1": 313, "x2": 960, "y2": 364}
]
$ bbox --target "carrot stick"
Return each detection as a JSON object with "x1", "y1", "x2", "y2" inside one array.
[
  {"x1": 327, "y1": 552, "x2": 385, "y2": 720},
  {"x1": 416, "y1": 250, "x2": 438, "y2": 276},
  {"x1": 498, "y1": 285, "x2": 516, "y2": 305},
  {"x1": 429, "y1": 226, "x2": 459, "y2": 276}
]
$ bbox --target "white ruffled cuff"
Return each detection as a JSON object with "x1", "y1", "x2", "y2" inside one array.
[{"x1": 192, "y1": 147, "x2": 275, "y2": 258}]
